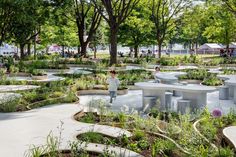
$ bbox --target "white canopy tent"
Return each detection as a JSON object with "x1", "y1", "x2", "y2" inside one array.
[
  {"x1": 229, "y1": 43, "x2": 236, "y2": 49},
  {"x1": 198, "y1": 43, "x2": 222, "y2": 54}
]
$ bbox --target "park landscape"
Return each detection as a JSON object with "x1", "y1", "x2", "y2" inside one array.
[{"x1": 0, "y1": 0, "x2": 236, "y2": 157}]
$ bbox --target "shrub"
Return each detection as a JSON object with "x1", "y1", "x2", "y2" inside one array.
[
  {"x1": 0, "y1": 97, "x2": 20, "y2": 112},
  {"x1": 202, "y1": 75, "x2": 223, "y2": 86}
]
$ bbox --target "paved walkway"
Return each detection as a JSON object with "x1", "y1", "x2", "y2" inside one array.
[
  {"x1": 0, "y1": 85, "x2": 39, "y2": 92},
  {"x1": 0, "y1": 104, "x2": 137, "y2": 157},
  {"x1": 223, "y1": 126, "x2": 236, "y2": 150},
  {"x1": 7, "y1": 74, "x2": 65, "y2": 82},
  {"x1": 1, "y1": 90, "x2": 236, "y2": 156}
]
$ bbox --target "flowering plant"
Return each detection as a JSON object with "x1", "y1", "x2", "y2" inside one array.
[{"x1": 212, "y1": 108, "x2": 222, "y2": 118}]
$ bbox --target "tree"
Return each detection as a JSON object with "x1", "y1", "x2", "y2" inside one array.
[
  {"x1": 0, "y1": 0, "x2": 17, "y2": 45},
  {"x1": 73, "y1": 0, "x2": 102, "y2": 57},
  {"x1": 40, "y1": 20, "x2": 79, "y2": 55},
  {"x1": 179, "y1": 5, "x2": 208, "y2": 51},
  {"x1": 91, "y1": 0, "x2": 140, "y2": 65},
  {"x1": 89, "y1": 21, "x2": 107, "y2": 59},
  {"x1": 51, "y1": 0, "x2": 102, "y2": 57},
  {"x1": 12, "y1": 0, "x2": 49, "y2": 58},
  {"x1": 222, "y1": 0, "x2": 236, "y2": 16},
  {"x1": 203, "y1": 3, "x2": 236, "y2": 52},
  {"x1": 150, "y1": 0, "x2": 191, "y2": 58},
  {"x1": 119, "y1": 1, "x2": 155, "y2": 57}
]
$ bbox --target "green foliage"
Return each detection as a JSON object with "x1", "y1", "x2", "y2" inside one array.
[
  {"x1": 151, "y1": 138, "x2": 176, "y2": 157},
  {"x1": 179, "y1": 5, "x2": 207, "y2": 47},
  {"x1": 118, "y1": 1, "x2": 155, "y2": 56},
  {"x1": 133, "y1": 130, "x2": 145, "y2": 141},
  {"x1": 202, "y1": 75, "x2": 223, "y2": 86},
  {"x1": 180, "y1": 69, "x2": 208, "y2": 80},
  {"x1": 30, "y1": 69, "x2": 46, "y2": 76},
  {"x1": 0, "y1": 97, "x2": 20, "y2": 112},
  {"x1": 9, "y1": 65, "x2": 19, "y2": 74},
  {"x1": 213, "y1": 147, "x2": 235, "y2": 157},
  {"x1": 203, "y1": 3, "x2": 236, "y2": 47},
  {"x1": 78, "y1": 132, "x2": 104, "y2": 143},
  {"x1": 79, "y1": 112, "x2": 96, "y2": 123}
]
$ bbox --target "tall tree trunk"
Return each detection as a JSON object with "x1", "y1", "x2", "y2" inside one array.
[
  {"x1": 158, "y1": 42, "x2": 162, "y2": 58},
  {"x1": 20, "y1": 44, "x2": 25, "y2": 59},
  {"x1": 195, "y1": 42, "x2": 198, "y2": 55},
  {"x1": 80, "y1": 42, "x2": 88, "y2": 57},
  {"x1": 110, "y1": 28, "x2": 118, "y2": 65},
  {"x1": 27, "y1": 43, "x2": 31, "y2": 56},
  {"x1": 34, "y1": 38, "x2": 36, "y2": 60},
  {"x1": 62, "y1": 45, "x2": 65, "y2": 57},
  {"x1": 225, "y1": 29, "x2": 229, "y2": 54},
  {"x1": 134, "y1": 45, "x2": 139, "y2": 58},
  {"x1": 94, "y1": 46, "x2": 97, "y2": 59}
]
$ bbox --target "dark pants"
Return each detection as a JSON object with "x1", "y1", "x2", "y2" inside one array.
[{"x1": 109, "y1": 91, "x2": 117, "y2": 103}]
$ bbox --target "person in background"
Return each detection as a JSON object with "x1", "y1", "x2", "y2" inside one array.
[
  {"x1": 153, "y1": 66, "x2": 161, "y2": 83},
  {"x1": 107, "y1": 70, "x2": 120, "y2": 105}
]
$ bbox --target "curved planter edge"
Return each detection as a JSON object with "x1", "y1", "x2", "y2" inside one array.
[
  {"x1": 27, "y1": 92, "x2": 79, "y2": 110},
  {"x1": 193, "y1": 118, "x2": 218, "y2": 150},
  {"x1": 146, "y1": 131, "x2": 191, "y2": 155},
  {"x1": 222, "y1": 127, "x2": 236, "y2": 150},
  {"x1": 73, "y1": 110, "x2": 135, "y2": 128}
]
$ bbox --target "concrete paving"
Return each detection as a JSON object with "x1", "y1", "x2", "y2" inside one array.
[
  {"x1": 0, "y1": 85, "x2": 40, "y2": 92},
  {"x1": 0, "y1": 104, "x2": 135, "y2": 157},
  {"x1": 223, "y1": 126, "x2": 236, "y2": 150},
  {"x1": 7, "y1": 74, "x2": 65, "y2": 82},
  {"x1": 0, "y1": 90, "x2": 236, "y2": 156}
]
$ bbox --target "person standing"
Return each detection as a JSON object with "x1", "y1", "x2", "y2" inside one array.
[
  {"x1": 107, "y1": 70, "x2": 120, "y2": 105},
  {"x1": 153, "y1": 66, "x2": 161, "y2": 83}
]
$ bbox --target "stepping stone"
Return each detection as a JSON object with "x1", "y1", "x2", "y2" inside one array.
[{"x1": 223, "y1": 126, "x2": 236, "y2": 150}]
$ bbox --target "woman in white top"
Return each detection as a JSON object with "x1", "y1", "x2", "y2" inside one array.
[{"x1": 107, "y1": 70, "x2": 120, "y2": 104}]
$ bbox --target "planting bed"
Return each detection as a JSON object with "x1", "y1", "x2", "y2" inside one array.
[
  {"x1": 77, "y1": 131, "x2": 185, "y2": 157},
  {"x1": 74, "y1": 111, "x2": 135, "y2": 127}
]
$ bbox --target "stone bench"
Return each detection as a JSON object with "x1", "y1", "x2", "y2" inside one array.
[
  {"x1": 164, "y1": 92, "x2": 173, "y2": 111},
  {"x1": 155, "y1": 72, "x2": 187, "y2": 85},
  {"x1": 177, "y1": 99, "x2": 191, "y2": 114},
  {"x1": 219, "y1": 86, "x2": 229, "y2": 100},
  {"x1": 135, "y1": 82, "x2": 216, "y2": 112},
  {"x1": 218, "y1": 75, "x2": 236, "y2": 103},
  {"x1": 143, "y1": 96, "x2": 157, "y2": 113}
]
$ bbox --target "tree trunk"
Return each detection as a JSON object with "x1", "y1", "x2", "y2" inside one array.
[
  {"x1": 158, "y1": 42, "x2": 162, "y2": 58},
  {"x1": 62, "y1": 45, "x2": 65, "y2": 57},
  {"x1": 46, "y1": 46, "x2": 49, "y2": 54},
  {"x1": 80, "y1": 42, "x2": 88, "y2": 57},
  {"x1": 110, "y1": 28, "x2": 118, "y2": 65},
  {"x1": 195, "y1": 42, "x2": 198, "y2": 55},
  {"x1": 27, "y1": 43, "x2": 31, "y2": 56},
  {"x1": 134, "y1": 45, "x2": 139, "y2": 58},
  {"x1": 34, "y1": 38, "x2": 36, "y2": 60},
  {"x1": 20, "y1": 44, "x2": 25, "y2": 59},
  {"x1": 94, "y1": 46, "x2": 97, "y2": 59}
]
